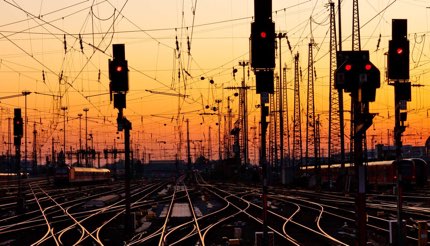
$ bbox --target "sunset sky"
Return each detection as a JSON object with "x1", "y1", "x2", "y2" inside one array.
[{"x1": 0, "y1": 0, "x2": 429, "y2": 163}]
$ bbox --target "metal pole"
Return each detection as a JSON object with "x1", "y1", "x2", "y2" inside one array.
[
  {"x1": 216, "y1": 99, "x2": 222, "y2": 161},
  {"x1": 208, "y1": 126, "x2": 212, "y2": 160},
  {"x1": 24, "y1": 94, "x2": 27, "y2": 172},
  {"x1": 260, "y1": 93, "x2": 269, "y2": 246},
  {"x1": 78, "y1": 113, "x2": 82, "y2": 166},
  {"x1": 394, "y1": 80, "x2": 404, "y2": 245},
  {"x1": 337, "y1": 0, "x2": 346, "y2": 172},
  {"x1": 284, "y1": 67, "x2": 291, "y2": 176},
  {"x1": 187, "y1": 119, "x2": 192, "y2": 167},
  {"x1": 22, "y1": 91, "x2": 31, "y2": 173},
  {"x1": 353, "y1": 90, "x2": 366, "y2": 246},
  {"x1": 8, "y1": 118, "x2": 11, "y2": 163},
  {"x1": 239, "y1": 61, "x2": 249, "y2": 166},
  {"x1": 52, "y1": 137, "x2": 55, "y2": 167},
  {"x1": 123, "y1": 115, "x2": 131, "y2": 238},
  {"x1": 61, "y1": 106, "x2": 67, "y2": 165},
  {"x1": 15, "y1": 136, "x2": 23, "y2": 213},
  {"x1": 277, "y1": 33, "x2": 286, "y2": 184},
  {"x1": 33, "y1": 122, "x2": 37, "y2": 175},
  {"x1": 84, "y1": 108, "x2": 89, "y2": 167}
]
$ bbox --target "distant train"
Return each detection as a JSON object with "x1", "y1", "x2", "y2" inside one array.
[
  {"x1": 302, "y1": 158, "x2": 428, "y2": 188},
  {"x1": 0, "y1": 172, "x2": 29, "y2": 180},
  {"x1": 54, "y1": 166, "x2": 111, "y2": 184}
]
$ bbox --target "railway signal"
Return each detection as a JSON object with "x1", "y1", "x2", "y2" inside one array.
[
  {"x1": 13, "y1": 108, "x2": 23, "y2": 138},
  {"x1": 359, "y1": 62, "x2": 380, "y2": 102},
  {"x1": 109, "y1": 44, "x2": 129, "y2": 93},
  {"x1": 335, "y1": 51, "x2": 380, "y2": 101},
  {"x1": 251, "y1": 0, "x2": 275, "y2": 245},
  {"x1": 251, "y1": 21, "x2": 275, "y2": 69},
  {"x1": 387, "y1": 19, "x2": 410, "y2": 246},
  {"x1": 13, "y1": 108, "x2": 24, "y2": 213},
  {"x1": 109, "y1": 59, "x2": 129, "y2": 92},
  {"x1": 334, "y1": 50, "x2": 381, "y2": 142},
  {"x1": 108, "y1": 43, "x2": 132, "y2": 239},
  {"x1": 251, "y1": 0, "x2": 275, "y2": 95},
  {"x1": 335, "y1": 50, "x2": 381, "y2": 246},
  {"x1": 388, "y1": 19, "x2": 409, "y2": 80}
]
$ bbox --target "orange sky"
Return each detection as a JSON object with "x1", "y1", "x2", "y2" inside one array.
[{"x1": 0, "y1": 0, "x2": 430, "y2": 163}]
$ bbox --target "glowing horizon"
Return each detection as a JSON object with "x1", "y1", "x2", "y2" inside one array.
[{"x1": 0, "y1": 1, "x2": 429, "y2": 164}]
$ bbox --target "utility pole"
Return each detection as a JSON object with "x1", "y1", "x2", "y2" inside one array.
[
  {"x1": 337, "y1": 0, "x2": 346, "y2": 174},
  {"x1": 269, "y1": 90, "x2": 277, "y2": 170},
  {"x1": 208, "y1": 126, "x2": 212, "y2": 161},
  {"x1": 78, "y1": 113, "x2": 83, "y2": 166},
  {"x1": 52, "y1": 137, "x2": 56, "y2": 167},
  {"x1": 282, "y1": 67, "x2": 290, "y2": 180},
  {"x1": 349, "y1": 0, "x2": 361, "y2": 169},
  {"x1": 7, "y1": 118, "x2": 11, "y2": 168},
  {"x1": 32, "y1": 122, "x2": 37, "y2": 175},
  {"x1": 186, "y1": 119, "x2": 192, "y2": 168},
  {"x1": 328, "y1": 1, "x2": 343, "y2": 177},
  {"x1": 22, "y1": 91, "x2": 31, "y2": 173},
  {"x1": 13, "y1": 108, "x2": 24, "y2": 213},
  {"x1": 239, "y1": 61, "x2": 249, "y2": 166},
  {"x1": 215, "y1": 99, "x2": 222, "y2": 162},
  {"x1": 292, "y1": 53, "x2": 302, "y2": 175},
  {"x1": 61, "y1": 106, "x2": 68, "y2": 165},
  {"x1": 83, "y1": 108, "x2": 89, "y2": 167},
  {"x1": 226, "y1": 96, "x2": 233, "y2": 158},
  {"x1": 276, "y1": 33, "x2": 286, "y2": 185},
  {"x1": 306, "y1": 38, "x2": 316, "y2": 170}
]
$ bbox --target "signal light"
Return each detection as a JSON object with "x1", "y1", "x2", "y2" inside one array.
[
  {"x1": 13, "y1": 108, "x2": 23, "y2": 137},
  {"x1": 396, "y1": 48, "x2": 403, "y2": 55},
  {"x1": 251, "y1": 21, "x2": 275, "y2": 69},
  {"x1": 109, "y1": 44, "x2": 129, "y2": 93},
  {"x1": 334, "y1": 51, "x2": 380, "y2": 99},
  {"x1": 388, "y1": 39, "x2": 409, "y2": 80},
  {"x1": 109, "y1": 59, "x2": 129, "y2": 92},
  {"x1": 260, "y1": 31, "x2": 267, "y2": 38}
]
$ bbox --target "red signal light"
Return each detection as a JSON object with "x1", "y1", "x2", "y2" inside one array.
[
  {"x1": 260, "y1": 31, "x2": 267, "y2": 38},
  {"x1": 365, "y1": 64, "x2": 372, "y2": 71},
  {"x1": 345, "y1": 64, "x2": 352, "y2": 71},
  {"x1": 116, "y1": 66, "x2": 123, "y2": 72},
  {"x1": 396, "y1": 48, "x2": 403, "y2": 55}
]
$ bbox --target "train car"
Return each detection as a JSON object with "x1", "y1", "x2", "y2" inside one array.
[
  {"x1": 394, "y1": 159, "x2": 416, "y2": 185},
  {"x1": 69, "y1": 167, "x2": 111, "y2": 183},
  {"x1": 366, "y1": 160, "x2": 397, "y2": 185},
  {"x1": 54, "y1": 166, "x2": 111, "y2": 184},
  {"x1": 302, "y1": 158, "x2": 427, "y2": 188},
  {"x1": 308, "y1": 160, "x2": 396, "y2": 186},
  {"x1": 0, "y1": 172, "x2": 29, "y2": 180},
  {"x1": 411, "y1": 158, "x2": 428, "y2": 186}
]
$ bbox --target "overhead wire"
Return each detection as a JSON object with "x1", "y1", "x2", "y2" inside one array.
[{"x1": 1, "y1": 1, "x2": 412, "y2": 146}]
